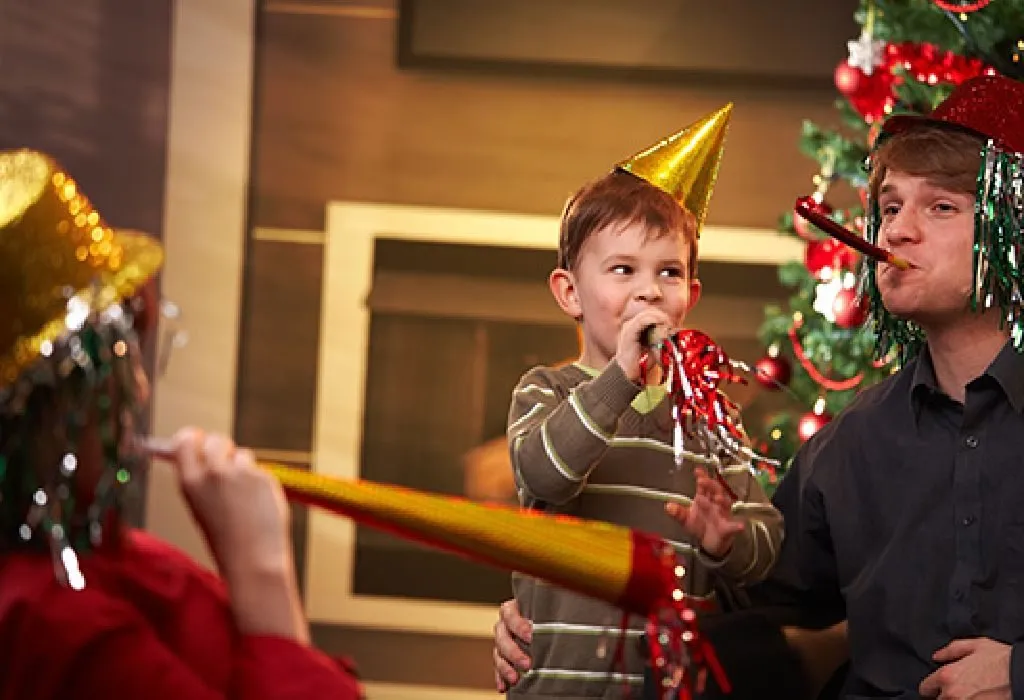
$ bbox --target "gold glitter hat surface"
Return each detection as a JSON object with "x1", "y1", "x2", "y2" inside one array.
[
  {"x1": 616, "y1": 103, "x2": 733, "y2": 235},
  {"x1": 0, "y1": 149, "x2": 164, "y2": 388}
]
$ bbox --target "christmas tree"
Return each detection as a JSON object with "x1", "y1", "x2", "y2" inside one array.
[{"x1": 749, "y1": 0, "x2": 1024, "y2": 488}]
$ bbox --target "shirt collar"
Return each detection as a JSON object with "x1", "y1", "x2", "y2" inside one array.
[
  {"x1": 986, "y1": 340, "x2": 1024, "y2": 414},
  {"x1": 908, "y1": 349, "x2": 938, "y2": 420},
  {"x1": 909, "y1": 339, "x2": 1024, "y2": 415}
]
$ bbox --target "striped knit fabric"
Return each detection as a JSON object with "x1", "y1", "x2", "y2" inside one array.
[{"x1": 507, "y1": 361, "x2": 783, "y2": 699}]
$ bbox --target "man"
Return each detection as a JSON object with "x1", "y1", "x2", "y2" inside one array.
[{"x1": 493, "y1": 74, "x2": 1024, "y2": 699}]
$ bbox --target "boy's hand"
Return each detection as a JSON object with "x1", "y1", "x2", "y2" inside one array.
[
  {"x1": 615, "y1": 309, "x2": 671, "y2": 382},
  {"x1": 665, "y1": 467, "x2": 745, "y2": 558}
]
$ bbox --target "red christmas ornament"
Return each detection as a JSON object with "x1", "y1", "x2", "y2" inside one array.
[
  {"x1": 849, "y1": 74, "x2": 898, "y2": 123},
  {"x1": 805, "y1": 238, "x2": 858, "y2": 280},
  {"x1": 797, "y1": 410, "x2": 832, "y2": 442},
  {"x1": 884, "y1": 42, "x2": 993, "y2": 97},
  {"x1": 754, "y1": 353, "x2": 792, "y2": 390},
  {"x1": 832, "y1": 287, "x2": 869, "y2": 329},
  {"x1": 834, "y1": 61, "x2": 866, "y2": 97},
  {"x1": 794, "y1": 198, "x2": 833, "y2": 241}
]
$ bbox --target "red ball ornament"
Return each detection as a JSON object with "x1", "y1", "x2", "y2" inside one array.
[
  {"x1": 834, "y1": 61, "x2": 865, "y2": 97},
  {"x1": 797, "y1": 410, "x2": 832, "y2": 442},
  {"x1": 832, "y1": 287, "x2": 869, "y2": 329},
  {"x1": 754, "y1": 353, "x2": 792, "y2": 390},
  {"x1": 794, "y1": 198, "x2": 833, "y2": 241},
  {"x1": 805, "y1": 238, "x2": 857, "y2": 280},
  {"x1": 846, "y1": 67, "x2": 898, "y2": 123}
]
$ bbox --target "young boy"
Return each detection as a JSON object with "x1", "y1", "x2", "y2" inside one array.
[{"x1": 506, "y1": 106, "x2": 784, "y2": 698}]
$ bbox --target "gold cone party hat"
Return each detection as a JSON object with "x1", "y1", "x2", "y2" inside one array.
[
  {"x1": 0, "y1": 149, "x2": 164, "y2": 387},
  {"x1": 617, "y1": 103, "x2": 732, "y2": 235}
]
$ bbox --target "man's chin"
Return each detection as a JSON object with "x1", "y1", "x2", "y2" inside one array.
[{"x1": 877, "y1": 291, "x2": 913, "y2": 319}]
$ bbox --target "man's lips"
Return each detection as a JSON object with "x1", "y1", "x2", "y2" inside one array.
[{"x1": 880, "y1": 255, "x2": 919, "y2": 270}]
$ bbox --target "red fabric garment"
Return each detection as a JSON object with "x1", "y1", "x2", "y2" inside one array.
[{"x1": 0, "y1": 529, "x2": 362, "y2": 700}]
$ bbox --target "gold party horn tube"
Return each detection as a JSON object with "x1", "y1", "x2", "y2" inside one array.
[{"x1": 265, "y1": 463, "x2": 674, "y2": 616}]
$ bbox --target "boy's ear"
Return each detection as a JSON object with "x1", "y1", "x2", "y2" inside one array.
[
  {"x1": 687, "y1": 278, "x2": 702, "y2": 311},
  {"x1": 549, "y1": 268, "x2": 582, "y2": 319}
]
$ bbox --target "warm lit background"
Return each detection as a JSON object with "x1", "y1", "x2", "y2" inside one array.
[{"x1": 0, "y1": 0, "x2": 857, "y2": 696}]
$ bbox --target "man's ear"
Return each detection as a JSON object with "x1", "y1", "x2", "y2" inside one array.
[
  {"x1": 549, "y1": 268, "x2": 582, "y2": 319},
  {"x1": 687, "y1": 278, "x2": 702, "y2": 312}
]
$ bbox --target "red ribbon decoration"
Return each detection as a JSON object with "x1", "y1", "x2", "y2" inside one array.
[
  {"x1": 787, "y1": 316, "x2": 865, "y2": 392},
  {"x1": 642, "y1": 328, "x2": 769, "y2": 501},
  {"x1": 628, "y1": 534, "x2": 731, "y2": 698},
  {"x1": 650, "y1": 329, "x2": 747, "y2": 444}
]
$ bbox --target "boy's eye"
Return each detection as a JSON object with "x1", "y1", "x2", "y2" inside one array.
[
  {"x1": 611, "y1": 264, "x2": 632, "y2": 274},
  {"x1": 660, "y1": 267, "x2": 683, "y2": 278}
]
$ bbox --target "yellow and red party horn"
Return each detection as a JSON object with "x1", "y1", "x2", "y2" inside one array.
[
  {"x1": 794, "y1": 196, "x2": 910, "y2": 270},
  {"x1": 143, "y1": 437, "x2": 674, "y2": 616}
]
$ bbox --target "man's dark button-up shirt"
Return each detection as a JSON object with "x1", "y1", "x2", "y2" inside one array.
[{"x1": 778, "y1": 340, "x2": 1024, "y2": 698}]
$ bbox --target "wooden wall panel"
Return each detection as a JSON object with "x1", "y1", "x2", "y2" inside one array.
[
  {"x1": 251, "y1": 4, "x2": 854, "y2": 232},
  {"x1": 0, "y1": 0, "x2": 172, "y2": 233},
  {"x1": 236, "y1": 239, "x2": 325, "y2": 452},
  {"x1": 312, "y1": 625, "x2": 494, "y2": 690},
  {"x1": 399, "y1": 0, "x2": 857, "y2": 85}
]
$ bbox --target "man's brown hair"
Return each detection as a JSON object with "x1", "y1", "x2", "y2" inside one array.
[
  {"x1": 869, "y1": 125, "x2": 985, "y2": 201},
  {"x1": 557, "y1": 170, "x2": 698, "y2": 274}
]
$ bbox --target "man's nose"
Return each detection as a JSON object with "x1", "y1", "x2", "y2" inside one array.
[{"x1": 883, "y1": 207, "x2": 923, "y2": 246}]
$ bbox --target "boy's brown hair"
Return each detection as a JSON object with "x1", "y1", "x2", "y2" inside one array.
[
  {"x1": 869, "y1": 125, "x2": 985, "y2": 201},
  {"x1": 557, "y1": 170, "x2": 699, "y2": 275}
]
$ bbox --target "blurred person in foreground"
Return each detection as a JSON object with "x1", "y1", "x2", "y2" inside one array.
[{"x1": 0, "y1": 149, "x2": 362, "y2": 700}]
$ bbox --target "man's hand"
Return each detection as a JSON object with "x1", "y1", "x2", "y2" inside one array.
[
  {"x1": 919, "y1": 638, "x2": 1011, "y2": 699},
  {"x1": 493, "y1": 599, "x2": 533, "y2": 692},
  {"x1": 665, "y1": 467, "x2": 744, "y2": 558}
]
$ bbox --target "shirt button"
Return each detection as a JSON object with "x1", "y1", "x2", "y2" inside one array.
[
  {"x1": 964, "y1": 435, "x2": 979, "y2": 449},
  {"x1": 962, "y1": 514, "x2": 976, "y2": 526},
  {"x1": 953, "y1": 589, "x2": 965, "y2": 601}
]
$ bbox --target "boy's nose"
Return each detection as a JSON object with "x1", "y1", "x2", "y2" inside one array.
[{"x1": 635, "y1": 278, "x2": 663, "y2": 302}]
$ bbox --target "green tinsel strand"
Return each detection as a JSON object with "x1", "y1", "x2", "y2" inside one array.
[
  {"x1": 972, "y1": 141, "x2": 1024, "y2": 350},
  {"x1": 0, "y1": 311, "x2": 143, "y2": 566}
]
